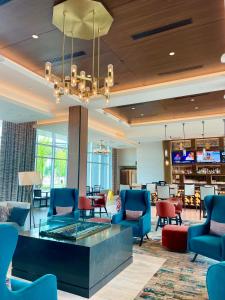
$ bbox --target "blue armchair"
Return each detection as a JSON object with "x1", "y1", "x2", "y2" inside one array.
[
  {"x1": 0, "y1": 223, "x2": 57, "y2": 300},
  {"x1": 112, "y1": 190, "x2": 151, "y2": 246},
  {"x1": 207, "y1": 262, "x2": 225, "y2": 300},
  {"x1": 48, "y1": 188, "x2": 79, "y2": 220},
  {"x1": 188, "y1": 195, "x2": 225, "y2": 262}
]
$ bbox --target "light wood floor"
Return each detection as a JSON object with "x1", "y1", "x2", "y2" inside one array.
[
  {"x1": 21, "y1": 204, "x2": 201, "y2": 299},
  {"x1": 57, "y1": 253, "x2": 165, "y2": 300}
]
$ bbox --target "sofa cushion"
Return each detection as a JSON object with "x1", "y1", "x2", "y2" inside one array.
[
  {"x1": 125, "y1": 209, "x2": 142, "y2": 220},
  {"x1": 8, "y1": 207, "x2": 29, "y2": 227},
  {"x1": 210, "y1": 220, "x2": 225, "y2": 236},
  {"x1": 191, "y1": 234, "x2": 222, "y2": 261},
  {"x1": 0, "y1": 206, "x2": 10, "y2": 222}
]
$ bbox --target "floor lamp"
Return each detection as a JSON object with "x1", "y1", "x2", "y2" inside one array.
[{"x1": 18, "y1": 171, "x2": 42, "y2": 229}]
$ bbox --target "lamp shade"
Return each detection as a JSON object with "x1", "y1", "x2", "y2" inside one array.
[{"x1": 18, "y1": 171, "x2": 42, "y2": 186}]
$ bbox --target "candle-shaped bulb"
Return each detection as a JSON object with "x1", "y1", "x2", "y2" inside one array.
[
  {"x1": 107, "y1": 64, "x2": 114, "y2": 87},
  {"x1": 45, "y1": 62, "x2": 52, "y2": 81},
  {"x1": 64, "y1": 76, "x2": 70, "y2": 95},
  {"x1": 71, "y1": 64, "x2": 77, "y2": 87},
  {"x1": 104, "y1": 77, "x2": 109, "y2": 95}
]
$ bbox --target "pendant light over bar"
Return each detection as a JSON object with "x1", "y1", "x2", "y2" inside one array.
[
  {"x1": 182, "y1": 123, "x2": 186, "y2": 156},
  {"x1": 44, "y1": 0, "x2": 114, "y2": 104},
  {"x1": 202, "y1": 120, "x2": 206, "y2": 155}
]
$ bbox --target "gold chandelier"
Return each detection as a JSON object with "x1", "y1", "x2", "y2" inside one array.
[
  {"x1": 44, "y1": 0, "x2": 114, "y2": 104},
  {"x1": 93, "y1": 140, "x2": 111, "y2": 155}
]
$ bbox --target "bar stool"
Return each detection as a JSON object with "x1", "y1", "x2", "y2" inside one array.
[
  {"x1": 146, "y1": 183, "x2": 157, "y2": 204},
  {"x1": 184, "y1": 184, "x2": 195, "y2": 208},
  {"x1": 157, "y1": 185, "x2": 170, "y2": 200},
  {"x1": 169, "y1": 184, "x2": 178, "y2": 197},
  {"x1": 200, "y1": 185, "x2": 215, "y2": 219}
]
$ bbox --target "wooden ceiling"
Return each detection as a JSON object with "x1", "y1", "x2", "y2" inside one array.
[
  {"x1": 104, "y1": 91, "x2": 225, "y2": 124},
  {"x1": 0, "y1": 0, "x2": 224, "y2": 91}
]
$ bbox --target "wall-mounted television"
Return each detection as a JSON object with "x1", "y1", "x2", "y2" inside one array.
[
  {"x1": 172, "y1": 151, "x2": 195, "y2": 164},
  {"x1": 196, "y1": 151, "x2": 221, "y2": 163}
]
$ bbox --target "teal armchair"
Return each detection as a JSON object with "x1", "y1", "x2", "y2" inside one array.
[
  {"x1": 48, "y1": 188, "x2": 79, "y2": 220},
  {"x1": 207, "y1": 262, "x2": 225, "y2": 300},
  {"x1": 112, "y1": 190, "x2": 151, "y2": 246},
  {"x1": 188, "y1": 195, "x2": 225, "y2": 262},
  {"x1": 0, "y1": 223, "x2": 57, "y2": 300}
]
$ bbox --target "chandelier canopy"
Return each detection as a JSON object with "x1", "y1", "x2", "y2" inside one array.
[{"x1": 45, "y1": 0, "x2": 114, "y2": 104}]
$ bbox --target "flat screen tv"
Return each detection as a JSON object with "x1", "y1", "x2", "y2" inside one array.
[
  {"x1": 196, "y1": 151, "x2": 221, "y2": 163},
  {"x1": 172, "y1": 151, "x2": 195, "y2": 164}
]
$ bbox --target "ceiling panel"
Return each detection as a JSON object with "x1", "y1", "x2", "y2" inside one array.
[
  {"x1": 0, "y1": 0, "x2": 224, "y2": 91},
  {"x1": 104, "y1": 91, "x2": 225, "y2": 124}
]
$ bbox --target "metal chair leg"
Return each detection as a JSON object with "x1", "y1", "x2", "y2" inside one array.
[
  {"x1": 155, "y1": 218, "x2": 160, "y2": 231},
  {"x1": 191, "y1": 253, "x2": 198, "y2": 262},
  {"x1": 139, "y1": 236, "x2": 143, "y2": 247}
]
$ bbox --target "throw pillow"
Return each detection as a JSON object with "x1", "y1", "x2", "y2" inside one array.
[
  {"x1": 210, "y1": 220, "x2": 225, "y2": 236},
  {"x1": 116, "y1": 196, "x2": 121, "y2": 212},
  {"x1": 126, "y1": 209, "x2": 143, "y2": 221},
  {"x1": 56, "y1": 206, "x2": 73, "y2": 216},
  {"x1": 0, "y1": 206, "x2": 10, "y2": 222},
  {"x1": 8, "y1": 207, "x2": 30, "y2": 227}
]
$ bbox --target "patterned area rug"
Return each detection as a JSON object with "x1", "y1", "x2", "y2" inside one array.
[{"x1": 134, "y1": 236, "x2": 215, "y2": 300}]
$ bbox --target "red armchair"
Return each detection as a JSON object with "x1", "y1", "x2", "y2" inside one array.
[
  {"x1": 92, "y1": 193, "x2": 108, "y2": 217},
  {"x1": 155, "y1": 201, "x2": 179, "y2": 231},
  {"x1": 78, "y1": 196, "x2": 94, "y2": 218}
]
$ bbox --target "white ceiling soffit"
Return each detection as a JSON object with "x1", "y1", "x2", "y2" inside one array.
[{"x1": 88, "y1": 71, "x2": 225, "y2": 109}]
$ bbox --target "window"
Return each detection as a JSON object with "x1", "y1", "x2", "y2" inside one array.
[
  {"x1": 87, "y1": 143, "x2": 112, "y2": 190},
  {"x1": 35, "y1": 129, "x2": 68, "y2": 190},
  {"x1": 35, "y1": 130, "x2": 112, "y2": 190}
]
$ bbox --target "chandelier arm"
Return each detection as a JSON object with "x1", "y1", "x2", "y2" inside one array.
[
  {"x1": 92, "y1": 9, "x2": 96, "y2": 80},
  {"x1": 62, "y1": 11, "x2": 66, "y2": 83},
  {"x1": 97, "y1": 28, "x2": 100, "y2": 89}
]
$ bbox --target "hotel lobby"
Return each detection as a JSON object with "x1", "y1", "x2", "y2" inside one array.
[{"x1": 1, "y1": 0, "x2": 225, "y2": 299}]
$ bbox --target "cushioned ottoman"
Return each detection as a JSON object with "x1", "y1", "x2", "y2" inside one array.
[{"x1": 162, "y1": 225, "x2": 188, "y2": 252}]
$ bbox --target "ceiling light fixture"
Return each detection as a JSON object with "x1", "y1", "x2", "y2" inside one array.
[
  {"x1": 44, "y1": 0, "x2": 114, "y2": 105},
  {"x1": 169, "y1": 51, "x2": 175, "y2": 56},
  {"x1": 140, "y1": 113, "x2": 144, "y2": 117},
  {"x1": 32, "y1": 34, "x2": 39, "y2": 39},
  {"x1": 180, "y1": 123, "x2": 186, "y2": 156},
  {"x1": 131, "y1": 107, "x2": 136, "y2": 110},
  {"x1": 164, "y1": 124, "x2": 169, "y2": 158},
  {"x1": 202, "y1": 120, "x2": 206, "y2": 155},
  {"x1": 195, "y1": 106, "x2": 199, "y2": 110},
  {"x1": 190, "y1": 98, "x2": 195, "y2": 102},
  {"x1": 93, "y1": 140, "x2": 110, "y2": 155}
]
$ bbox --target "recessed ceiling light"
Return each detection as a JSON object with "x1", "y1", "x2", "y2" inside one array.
[
  {"x1": 32, "y1": 34, "x2": 39, "y2": 39},
  {"x1": 131, "y1": 107, "x2": 136, "y2": 110},
  {"x1": 169, "y1": 51, "x2": 175, "y2": 56},
  {"x1": 190, "y1": 98, "x2": 195, "y2": 102},
  {"x1": 140, "y1": 113, "x2": 144, "y2": 117},
  {"x1": 87, "y1": 74, "x2": 92, "y2": 78},
  {"x1": 223, "y1": 94, "x2": 225, "y2": 99},
  {"x1": 195, "y1": 106, "x2": 199, "y2": 110}
]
